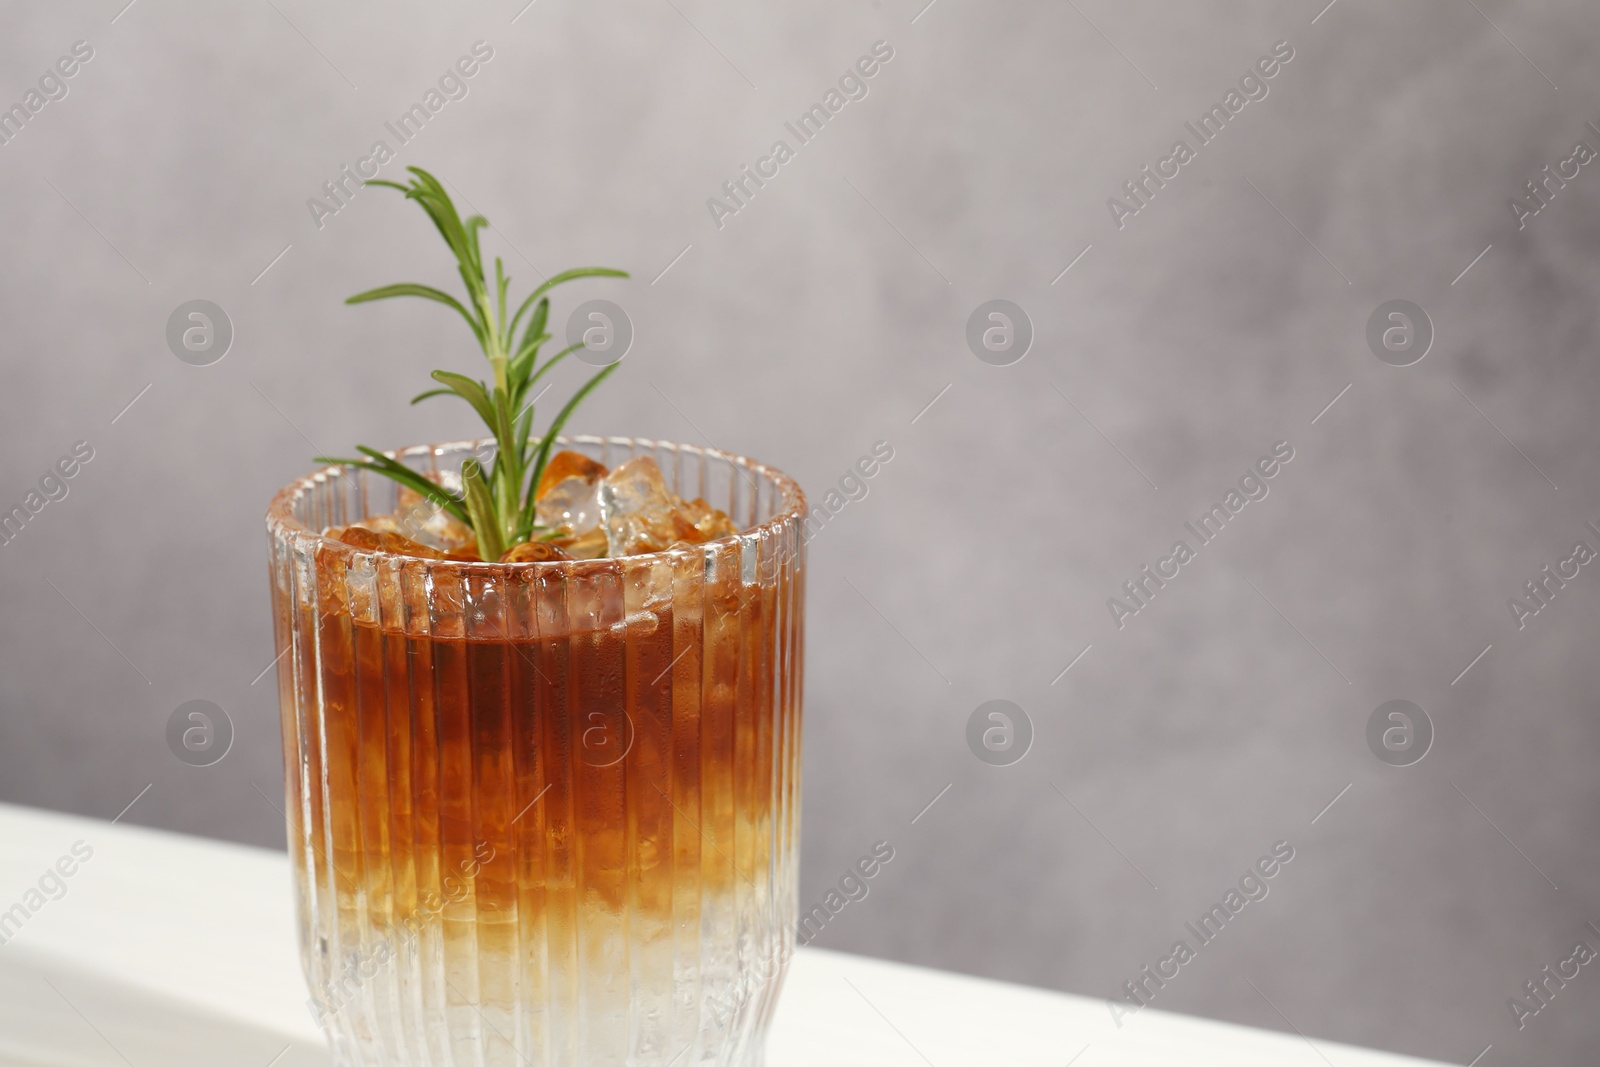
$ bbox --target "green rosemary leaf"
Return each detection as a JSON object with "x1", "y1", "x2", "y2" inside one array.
[
  {"x1": 525, "y1": 342, "x2": 585, "y2": 390},
  {"x1": 315, "y1": 452, "x2": 471, "y2": 527},
  {"x1": 513, "y1": 401, "x2": 534, "y2": 469},
  {"x1": 461, "y1": 458, "x2": 505, "y2": 561},
  {"x1": 527, "y1": 266, "x2": 630, "y2": 303},
  {"x1": 405, "y1": 170, "x2": 464, "y2": 243},
  {"x1": 507, "y1": 332, "x2": 551, "y2": 391},
  {"x1": 495, "y1": 257, "x2": 509, "y2": 350},
  {"x1": 490, "y1": 385, "x2": 517, "y2": 451},
  {"x1": 465, "y1": 216, "x2": 488, "y2": 284},
  {"x1": 429, "y1": 371, "x2": 496, "y2": 427},
  {"x1": 459, "y1": 263, "x2": 494, "y2": 350},
  {"x1": 524, "y1": 296, "x2": 550, "y2": 354},
  {"x1": 410, "y1": 387, "x2": 453, "y2": 405},
  {"x1": 508, "y1": 294, "x2": 547, "y2": 353},
  {"x1": 351, "y1": 447, "x2": 467, "y2": 507},
  {"x1": 346, "y1": 283, "x2": 485, "y2": 346},
  {"x1": 405, "y1": 168, "x2": 485, "y2": 308},
  {"x1": 505, "y1": 268, "x2": 627, "y2": 343},
  {"x1": 489, "y1": 384, "x2": 520, "y2": 518},
  {"x1": 414, "y1": 191, "x2": 470, "y2": 272}
]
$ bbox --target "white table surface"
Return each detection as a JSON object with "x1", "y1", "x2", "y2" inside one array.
[{"x1": 0, "y1": 802, "x2": 1449, "y2": 1067}]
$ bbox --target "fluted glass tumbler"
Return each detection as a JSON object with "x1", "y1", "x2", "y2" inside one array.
[{"x1": 265, "y1": 437, "x2": 806, "y2": 1066}]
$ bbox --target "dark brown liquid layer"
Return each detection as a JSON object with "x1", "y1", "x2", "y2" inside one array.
[{"x1": 277, "y1": 543, "x2": 803, "y2": 940}]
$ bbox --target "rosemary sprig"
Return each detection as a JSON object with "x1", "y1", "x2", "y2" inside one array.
[{"x1": 315, "y1": 165, "x2": 627, "y2": 557}]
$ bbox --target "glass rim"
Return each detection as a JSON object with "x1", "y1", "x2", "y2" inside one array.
[{"x1": 265, "y1": 434, "x2": 808, "y2": 570}]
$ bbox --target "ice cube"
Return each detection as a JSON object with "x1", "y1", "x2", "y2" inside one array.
[
  {"x1": 599, "y1": 455, "x2": 670, "y2": 513},
  {"x1": 328, "y1": 524, "x2": 370, "y2": 548},
  {"x1": 391, "y1": 483, "x2": 476, "y2": 551},
  {"x1": 500, "y1": 540, "x2": 574, "y2": 563},
  {"x1": 351, "y1": 514, "x2": 406, "y2": 536},
  {"x1": 678, "y1": 497, "x2": 738, "y2": 542},
  {"x1": 535, "y1": 450, "x2": 608, "y2": 540},
  {"x1": 550, "y1": 526, "x2": 610, "y2": 560},
  {"x1": 595, "y1": 458, "x2": 740, "y2": 555},
  {"x1": 598, "y1": 456, "x2": 684, "y2": 555},
  {"x1": 330, "y1": 525, "x2": 447, "y2": 560},
  {"x1": 537, "y1": 450, "x2": 608, "y2": 498}
]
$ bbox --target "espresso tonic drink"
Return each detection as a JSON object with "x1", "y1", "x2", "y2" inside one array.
[{"x1": 267, "y1": 437, "x2": 806, "y2": 1067}]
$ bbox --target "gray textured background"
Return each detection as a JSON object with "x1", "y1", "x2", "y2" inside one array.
[{"x1": 2, "y1": 0, "x2": 1598, "y2": 1062}]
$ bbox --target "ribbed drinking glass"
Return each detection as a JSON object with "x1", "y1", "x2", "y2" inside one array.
[{"x1": 265, "y1": 436, "x2": 806, "y2": 1066}]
